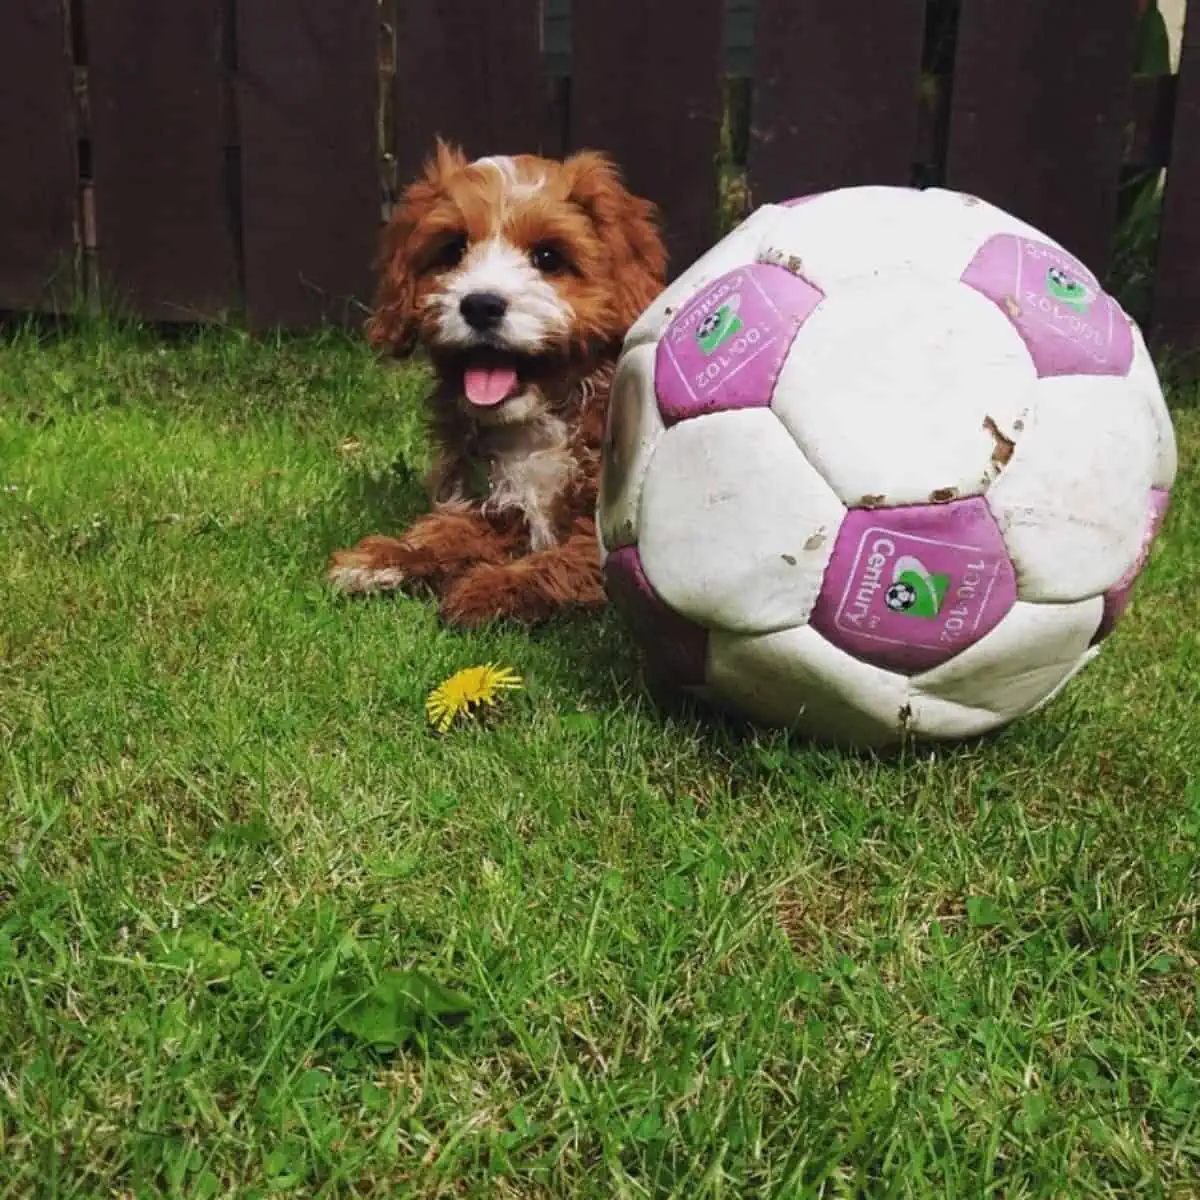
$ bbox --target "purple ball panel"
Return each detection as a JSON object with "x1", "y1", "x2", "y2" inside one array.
[
  {"x1": 961, "y1": 234, "x2": 1133, "y2": 378},
  {"x1": 810, "y1": 497, "x2": 1016, "y2": 674},
  {"x1": 780, "y1": 194, "x2": 820, "y2": 207},
  {"x1": 654, "y1": 264, "x2": 823, "y2": 424},
  {"x1": 603, "y1": 545, "x2": 709, "y2": 687},
  {"x1": 1092, "y1": 487, "x2": 1171, "y2": 644}
]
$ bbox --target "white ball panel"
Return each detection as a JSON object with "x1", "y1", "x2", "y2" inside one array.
[
  {"x1": 706, "y1": 624, "x2": 909, "y2": 747},
  {"x1": 624, "y1": 204, "x2": 785, "y2": 353},
  {"x1": 597, "y1": 343, "x2": 663, "y2": 552},
  {"x1": 772, "y1": 280, "x2": 1036, "y2": 506},
  {"x1": 638, "y1": 409, "x2": 846, "y2": 634},
  {"x1": 986, "y1": 375, "x2": 1156, "y2": 601},
  {"x1": 1129, "y1": 324, "x2": 1178, "y2": 489},
  {"x1": 757, "y1": 186, "x2": 1063, "y2": 294},
  {"x1": 909, "y1": 596, "x2": 1103, "y2": 737}
]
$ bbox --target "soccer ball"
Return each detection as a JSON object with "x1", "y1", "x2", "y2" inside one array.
[{"x1": 597, "y1": 186, "x2": 1177, "y2": 747}]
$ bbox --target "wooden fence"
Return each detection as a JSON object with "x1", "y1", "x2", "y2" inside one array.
[{"x1": 1, "y1": 0, "x2": 1197, "y2": 360}]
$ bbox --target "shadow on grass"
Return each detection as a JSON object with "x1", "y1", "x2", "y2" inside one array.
[
  {"x1": 314, "y1": 457, "x2": 430, "y2": 555},
  {"x1": 635, "y1": 657, "x2": 1097, "y2": 781}
]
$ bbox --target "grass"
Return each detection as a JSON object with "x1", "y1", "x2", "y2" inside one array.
[{"x1": 1, "y1": 320, "x2": 1198, "y2": 1198}]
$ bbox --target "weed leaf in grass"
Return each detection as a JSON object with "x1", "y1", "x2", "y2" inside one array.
[
  {"x1": 1016, "y1": 1093, "x2": 1049, "y2": 1135},
  {"x1": 965, "y1": 895, "x2": 1006, "y2": 928},
  {"x1": 160, "y1": 930, "x2": 243, "y2": 984},
  {"x1": 332, "y1": 969, "x2": 473, "y2": 1050},
  {"x1": 560, "y1": 711, "x2": 601, "y2": 735}
]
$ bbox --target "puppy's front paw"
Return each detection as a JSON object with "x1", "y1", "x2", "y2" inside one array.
[
  {"x1": 328, "y1": 536, "x2": 409, "y2": 596},
  {"x1": 440, "y1": 563, "x2": 566, "y2": 628},
  {"x1": 438, "y1": 564, "x2": 511, "y2": 628}
]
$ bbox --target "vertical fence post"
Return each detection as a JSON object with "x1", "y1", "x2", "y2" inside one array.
[{"x1": 0, "y1": 0, "x2": 79, "y2": 312}]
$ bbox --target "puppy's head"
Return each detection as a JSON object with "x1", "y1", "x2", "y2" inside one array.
[{"x1": 367, "y1": 142, "x2": 665, "y2": 425}]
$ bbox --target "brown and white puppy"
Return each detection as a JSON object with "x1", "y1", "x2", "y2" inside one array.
[{"x1": 329, "y1": 142, "x2": 665, "y2": 627}]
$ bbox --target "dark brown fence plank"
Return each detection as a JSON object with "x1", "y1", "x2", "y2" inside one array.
[
  {"x1": 1153, "y1": 3, "x2": 1200, "y2": 361},
  {"x1": 946, "y1": 0, "x2": 1139, "y2": 273},
  {"x1": 748, "y1": 0, "x2": 927, "y2": 204},
  {"x1": 85, "y1": 0, "x2": 236, "y2": 321},
  {"x1": 571, "y1": 0, "x2": 723, "y2": 277},
  {"x1": 237, "y1": 0, "x2": 378, "y2": 330},
  {"x1": 0, "y1": 0, "x2": 77, "y2": 312},
  {"x1": 393, "y1": 0, "x2": 542, "y2": 184},
  {"x1": 1128, "y1": 75, "x2": 1177, "y2": 170}
]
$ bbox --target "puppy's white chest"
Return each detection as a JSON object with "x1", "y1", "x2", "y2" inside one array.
[{"x1": 485, "y1": 415, "x2": 574, "y2": 550}]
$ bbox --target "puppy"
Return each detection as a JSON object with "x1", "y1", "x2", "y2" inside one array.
[{"x1": 329, "y1": 142, "x2": 666, "y2": 627}]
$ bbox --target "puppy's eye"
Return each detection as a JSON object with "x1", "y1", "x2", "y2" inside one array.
[
  {"x1": 531, "y1": 243, "x2": 568, "y2": 274},
  {"x1": 429, "y1": 234, "x2": 467, "y2": 272}
]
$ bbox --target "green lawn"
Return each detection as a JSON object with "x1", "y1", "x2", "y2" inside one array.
[{"x1": 1, "y1": 322, "x2": 1198, "y2": 1198}]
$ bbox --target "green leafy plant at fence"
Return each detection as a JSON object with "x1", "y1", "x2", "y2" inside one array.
[{"x1": 1108, "y1": 0, "x2": 1173, "y2": 325}]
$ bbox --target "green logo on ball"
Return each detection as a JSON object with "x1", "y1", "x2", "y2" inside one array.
[
  {"x1": 885, "y1": 555, "x2": 949, "y2": 619},
  {"x1": 1045, "y1": 265, "x2": 1094, "y2": 314},
  {"x1": 696, "y1": 299, "x2": 743, "y2": 354}
]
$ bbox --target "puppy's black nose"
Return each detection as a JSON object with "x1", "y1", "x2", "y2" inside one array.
[{"x1": 460, "y1": 291, "x2": 508, "y2": 332}]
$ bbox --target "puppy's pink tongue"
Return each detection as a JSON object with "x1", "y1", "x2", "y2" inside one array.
[{"x1": 464, "y1": 365, "x2": 518, "y2": 407}]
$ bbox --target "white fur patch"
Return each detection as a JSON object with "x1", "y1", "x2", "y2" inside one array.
[
  {"x1": 483, "y1": 411, "x2": 575, "y2": 549},
  {"x1": 430, "y1": 237, "x2": 573, "y2": 353},
  {"x1": 473, "y1": 155, "x2": 546, "y2": 203},
  {"x1": 329, "y1": 565, "x2": 406, "y2": 594}
]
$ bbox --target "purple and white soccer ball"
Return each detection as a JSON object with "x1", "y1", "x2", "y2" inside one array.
[{"x1": 597, "y1": 186, "x2": 1177, "y2": 747}]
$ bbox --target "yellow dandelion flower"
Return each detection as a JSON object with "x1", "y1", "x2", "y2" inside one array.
[{"x1": 425, "y1": 663, "x2": 524, "y2": 733}]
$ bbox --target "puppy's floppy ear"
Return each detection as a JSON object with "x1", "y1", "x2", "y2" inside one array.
[
  {"x1": 365, "y1": 210, "x2": 421, "y2": 356},
  {"x1": 366, "y1": 139, "x2": 468, "y2": 355},
  {"x1": 563, "y1": 151, "x2": 667, "y2": 330}
]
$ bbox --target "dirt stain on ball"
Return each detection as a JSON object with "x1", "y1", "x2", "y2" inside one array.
[{"x1": 983, "y1": 416, "x2": 1016, "y2": 467}]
